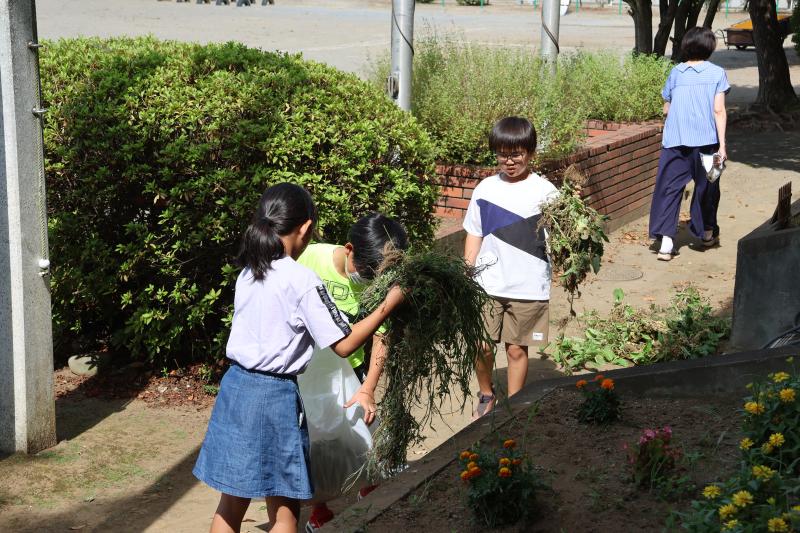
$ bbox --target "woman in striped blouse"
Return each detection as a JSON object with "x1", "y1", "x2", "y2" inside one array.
[{"x1": 649, "y1": 27, "x2": 730, "y2": 261}]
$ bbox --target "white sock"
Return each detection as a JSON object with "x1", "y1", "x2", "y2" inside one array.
[{"x1": 659, "y1": 235, "x2": 674, "y2": 254}]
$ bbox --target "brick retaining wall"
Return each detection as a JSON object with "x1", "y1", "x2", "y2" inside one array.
[{"x1": 435, "y1": 121, "x2": 663, "y2": 232}]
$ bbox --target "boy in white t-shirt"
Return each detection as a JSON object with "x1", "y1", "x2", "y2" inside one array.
[{"x1": 463, "y1": 116, "x2": 558, "y2": 418}]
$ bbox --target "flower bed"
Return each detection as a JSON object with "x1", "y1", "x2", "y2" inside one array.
[{"x1": 367, "y1": 387, "x2": 742, "y2": 532}]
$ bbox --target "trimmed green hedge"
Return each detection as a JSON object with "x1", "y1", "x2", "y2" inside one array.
[{"x1": 42, "y1": 37, "x2": 437, "y2": 366}]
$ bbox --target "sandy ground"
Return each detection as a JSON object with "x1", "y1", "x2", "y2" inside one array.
[{"x1": 1, "y1": 1, "x2": 798, "y2": 531}]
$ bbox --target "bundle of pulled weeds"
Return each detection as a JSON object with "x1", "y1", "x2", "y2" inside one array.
[
  {"x1": 538, "y1": 166, "x2": 609, "y2": 314},
  {"x1": 360, "y1": 248, "x2": 493, "y2": 480}
]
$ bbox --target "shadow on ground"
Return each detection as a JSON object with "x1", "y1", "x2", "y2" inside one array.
[
  {"x1": 6, "y1": 445, "x2": 202, "y2": 533},
  {"x1": 729, "y1": 130, "x2": 800, "y2": 174}
]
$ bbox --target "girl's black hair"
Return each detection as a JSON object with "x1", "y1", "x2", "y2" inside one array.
[
  {"x1": 488, "y1": 116, "x2": 537, "y2": 154},
  {"x1": 681, "y1": 27, "x2": 717, "y2": 61},
  {"x1": 348, "y1": 213, "x2": 409, "y2": 280},
  {"x1": 237, "y1": 183, "x2": 317, "y2": 281}
]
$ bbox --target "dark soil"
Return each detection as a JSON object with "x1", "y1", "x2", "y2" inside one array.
[
  {"x1": 369, "y1": 388, "x2": 743, "y2": 533},
  {"x1": 54, "y1": 362, "x2": 220, "y2": 409}
]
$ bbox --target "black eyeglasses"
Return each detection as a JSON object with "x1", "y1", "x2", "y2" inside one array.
[{"x1": 495, "y1": 152, "x2": 526, "y2": 163}]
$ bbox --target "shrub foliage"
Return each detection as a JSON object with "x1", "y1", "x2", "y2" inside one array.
[
  {"x1": 42, "y1": 37, "x2": 438, "y2": 367},
  {"x1": 370, "y1": 34, "x2": 671, "y2": 165}
]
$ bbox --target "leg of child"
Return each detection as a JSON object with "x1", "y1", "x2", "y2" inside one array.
[
  {"x1": 475, "y1": 343, "x2": 495, "y2": 396},
  {"x1": 210, "y1": 493, "x2": 251, "y2": 533},
  {"x1": 266, "y1": 496, "x2": 300, "y2": 533},
  {"x1": 505, "y1": 343, "x2": 529, "y2": 396}
]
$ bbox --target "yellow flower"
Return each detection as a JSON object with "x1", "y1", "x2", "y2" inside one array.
[
  {"x1": 769, "y1": 433, "x2": 786, "y2": 447},
  {"x1": 768, "y1": 517, "x2": 789, "y2": 532},
  {"x1": 792, "y1": 505, "x2": 800, "y2": 512},
  {"x1": 740, "y1": 438, "x2": 754, "y2": 450},
  {"x1": 498, "y1": 467, "x2": 512, "y2": 478},
  {"x1": 746, "y1": 383, "x2": 753, "y2": 389},
  {"x1": 772, "y1": 372, "x2": 790, "y2": 383},
  {"x1": 732, "y1": 490, "x2": 754, "y2": 507},
  {"x1": 459, "y1": 450, "x2": 471, "y2": 460},
  {"x1": 767, "y1": 497, "x2": 776, "y2": 506},
  {"x1": 780, "y1": 388, "x2": 796, "y2": 403},
  {"x1": 787, "y1": 357, "x2": 794, "y2": 363},
  {"x1": 752, "y1": 465, "x2": 776, "y2": 481},
  {"x1": 762, "y1": 443, "x2": 775, "y2": 454},
  {"x1": 703, "y1": 485, "x2": 722, "y2": 499},
  {"x1": 722, "y1": 520, "x2": 739, "y2": 531},
  {"x1": 719, "y1": 504, "x2": 738, "y2": 520},
  {"x1": 499, "y1": 457, "x2": 511, "y2": 466},
  {"x1": 745, "y1": 402, "x2": 766, "y2": 415},
  {"x1": 467, "y1": 461, "x2": 478, "y2": 470},
  {"x1": 460, "y1": 470, "x2": 470, "y2": 481}
]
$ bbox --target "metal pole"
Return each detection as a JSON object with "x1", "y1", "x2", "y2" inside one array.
[
  {"x1": 0, "y1": 0, "x2": 56, "y2": 454},
  {"x1": 389, "y1": 0, "x2": 415, "y2": 111},
  {"x1": 540, "y1": 0, "x2": 561, "y2": 74}
]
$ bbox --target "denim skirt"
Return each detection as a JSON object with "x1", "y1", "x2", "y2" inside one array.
[{"x1": 192, "y1": 362, "x2": 313, "y2": 499}]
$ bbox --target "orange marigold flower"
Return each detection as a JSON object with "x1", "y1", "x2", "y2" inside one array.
[
  {"x1": 467, "y1": 461, "x2": 478, "y2": 470},
  {"x1": 498, "y1": 467, "x2": 512, "y2": 478},
  {"x1": 460, "y1": 470, "x2": 470, "y2": 481},
  {"x1": 576, "y1": 379, "x2": 588, "y2": 389},
  {"x1": 469, "y1": 466, "x2": 481, "y2": 478},
  {"x1": 601, "y1": 378, "x2": 615, "y2": 390},
  {"x1": 459, "y1": 450, "x2": 471, "y2": 460},
  {"x1": 594, "y1": 374, "x2": 605, "y2": 382},
  {"x1": 469, "y1": 453, "x2": 479, "y2": 461},
  {"x1": 499, "y1": 457, "x2": 511, "y2": 466},
  {"x1": 512, "y1": 458, "x2": 522, "y2": 466},
  {"x1": 503, "y1": 439, "x2": 516, "y2": 449}
]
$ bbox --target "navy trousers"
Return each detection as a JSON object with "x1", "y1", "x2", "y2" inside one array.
[{"x1": 649, "y1": 144, "x2": 720, "y2": 240}]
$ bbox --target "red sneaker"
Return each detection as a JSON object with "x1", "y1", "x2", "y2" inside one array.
[
  {"x1": 305, "y1": 504, "x2": 334, "y2": 533},
  {"x1": 357, "y1": 484, "x2": 378, "y2": 501}
]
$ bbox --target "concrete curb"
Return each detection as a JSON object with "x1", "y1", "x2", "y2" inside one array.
[{"x1": 324, "y1": 345, "x2": 799, "y2": 531}]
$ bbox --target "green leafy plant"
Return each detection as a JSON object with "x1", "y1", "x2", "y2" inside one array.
[
  {"x1": 456, "y1": 0, "x2": 489, "y2": 4},
  {"x1": 538, "y1": 167, "x2": 609, "y2": 313},
  {"x1": 456, "y1": 438, "x2": 540, "y2": 528},
  {"x1": 360, "y1": 248, "x2": 494, "y2": 479},
  {"x1": 42, "y1": 37, "x2": 438, "y2": 368},
  {"x1": 672, "y1": 360, "x2": 800, "y2": 532},
  {"x1": 369, "y1": 35, "x2": 670, "y2": 166},
  {"x1": 576, "y1": 375, "x2": 620, "y2": 424},
  {"x1": 625, "y1": 426, "x2": 695, "y2": 500},
  {"x1": 552, "y1": 287, "x2": 730, "y2": 373}
]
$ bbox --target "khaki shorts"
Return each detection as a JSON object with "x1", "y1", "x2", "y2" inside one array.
[{"x1": 483, "y1": 297, "x2": 550, "y2": 347}]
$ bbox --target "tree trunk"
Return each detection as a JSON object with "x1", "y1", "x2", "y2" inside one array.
[
  {"x1": 748, "y1": 0, "x2": 799, "y2": 110},
  {"x1": 654, "y1": 0, "x2": 678, "y2": 56},
  {"x1": 670, "y1": 0, "x2": 691, "y2": 60},
  {"x1": 625, "y1": 0, "x2": 654, "y2": 55},
  {"x1": 686, "y1": 0, "x2": 704, "y2": 30},
  {"x1": 702, "y1": 0, "x2": 721, "y2": 28}
]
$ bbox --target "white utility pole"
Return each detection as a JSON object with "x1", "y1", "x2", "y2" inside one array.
[
  {"x1": 540, "y1": 0, "x2": 561, "y2": 74},
  {"x1": 388, "y1": 0, "x2": 415, "y2": 111},
  {"x1": 0, "y1": 0, "x2": 56, "y2": 454}
]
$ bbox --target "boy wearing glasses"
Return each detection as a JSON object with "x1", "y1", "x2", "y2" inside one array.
[{"x1": 463, "y1": 116, "x2": 557, "y2": 418}]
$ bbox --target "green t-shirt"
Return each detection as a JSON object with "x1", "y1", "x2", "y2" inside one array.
[{"x1": 297, "y1": 243, "x2": 371, "y2": 369}]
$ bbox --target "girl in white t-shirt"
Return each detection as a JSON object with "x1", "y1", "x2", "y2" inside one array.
[{"x1": 193, "y1": 183, "x2": 404, "y2": 533}]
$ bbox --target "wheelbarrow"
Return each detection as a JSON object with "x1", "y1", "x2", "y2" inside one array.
[{"x1": 717, "y1": 14, "x2": 792, "y2": 50}]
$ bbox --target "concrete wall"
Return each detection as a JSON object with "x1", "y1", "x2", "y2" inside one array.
[
  {"x1": 435, "y1": 121, "x2": 663, "y2": 233},
  {"x1": 730, "y1": 200, "x2": 800, "y2": 351}
]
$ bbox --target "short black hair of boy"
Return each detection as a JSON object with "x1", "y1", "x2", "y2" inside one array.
[
  {"x1": 681, "y1": 27, "x2": 717, "y2": 61},
  {"x1": 348, "y1": 213, "x2": 409, "y2": 280},
  {"x1": 488, "y1": 116, "x2": 537, "y2": 154}
]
